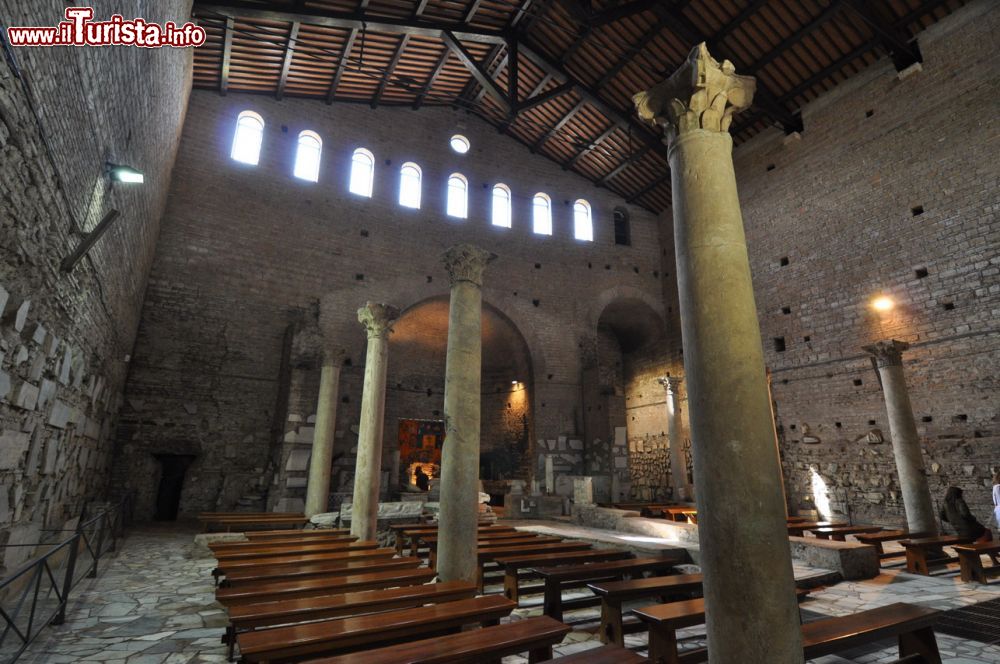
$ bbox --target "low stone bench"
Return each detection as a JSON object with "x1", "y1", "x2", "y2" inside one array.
[{"x1": 787, "y1": 536, "x2": 879, "y2": 580}]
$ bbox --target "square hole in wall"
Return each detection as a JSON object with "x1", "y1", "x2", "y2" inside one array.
[
  {"x1": 803, "y1": 336, "x2": 811, "y2": 343},
  {"x1": 534, "y1": 263, "x2": 541, "y2": 269},
  {"x1": 773, "y1": 337, "x2": 786, "y2": 352},
  {"x1": 532, "y1": 299, "x2": 540, "y2": 307},
  {"x1": 766, "y1": 164, "x2": 776, "y2": 172},
  {"x1": 911, "y1": 205, "x2": 924, "y2": 216},
  {"x1": 921, "y1": 416, "x2": 933, "y2": 422},
  {"x1": 853, "y1": 379, "x2": 863, "y2": 386},
  {"x1": 942, "y1": 302, "x2": 955, "y2": 310},
  {"x1": 779, "y1": 256, "x2": 789, "y2": 266},
  {"x1": 915, "y1": 268, "x2": 928, "y2": 279},
  {"x1": 835, "y1": 422, "x2": 842, "y2": 428},
  {"x1": 781, "y1": 306, "x2": 791, "y2": 315},
  {"x1": 789, "y1": 424, "x2": 797, "y2": 430},
  {"x1": 868, "y1": 419, "x2": 876, "y2": 426},
  {"x1": 865, "y1": 109, "x2": 874, "y2": 118},
  {"x1": 953, "y1": 414, "x2": 968, "y2": 422},
  {"x1": 355, "y1": 274, "x2": 364, "y2": 281},
  {"x1": 360, "y1": 229, "x2": 369, "y2": 237}
]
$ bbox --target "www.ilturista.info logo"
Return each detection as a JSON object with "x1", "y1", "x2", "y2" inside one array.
[{"x1": 6, "y1": 7, "x2": 207, "y2": 48}]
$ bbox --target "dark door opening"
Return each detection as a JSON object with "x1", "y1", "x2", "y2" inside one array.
[{"x1": 154, "y1": 454, "x2": 195, "y2": 521}]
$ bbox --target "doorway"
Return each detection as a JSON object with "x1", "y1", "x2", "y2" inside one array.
[{"x1": 153, "y1": 454, "x2": 195, "y2": 521}]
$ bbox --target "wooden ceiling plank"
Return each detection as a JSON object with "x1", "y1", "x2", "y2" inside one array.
[
  {"x1": 220, "y1": 16, "x2": 234, "y2": 95},
  {"x1": 412, "y1": 47, "x2": 452, "y2": 108}
]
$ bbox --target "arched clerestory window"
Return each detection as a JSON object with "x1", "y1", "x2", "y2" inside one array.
[
  {"x1": 573, "y1": 199, "x2": 593, "y2": 241},
  {"x1": 447, "y1": 173, "x2": 468, "y2": 219},
  {"x1": 532, "y1": 193, "x2": 552, "y2": 235},
  {"x1": 349, "y1": 148, "x2": 375, "y2": 197},
  {"x1": 399, "y1": 162, "x2": 421, "y2": 208},
  {"x1": 293, "y1": 130, "x2": 322, "y2": 182},
  {"x1": 492, "y1": 184, "x2": 511, "y2": 228},
  {"x1": 231, "y1": 110, "x2": 264, "y2": 165}
]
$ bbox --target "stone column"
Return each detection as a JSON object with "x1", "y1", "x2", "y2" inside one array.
[
  {"x1": 658, "y1": 376, "x2": 690, "y2": 501},
  {"x1": 350, "y1": 302, "x2": 399, "y2": 541},
  {"x1": 436, "y1": 244, "x2": 495, "y2": 583},
  {"x1": 863, "y1": 340, "x2": 937, "y2": 535},
  {"x1": 635, "y1": 44, "x2": 803, "y2": 663},
  {"x1": 305, "y1": 346, "x2": 345, "y2": 517}
]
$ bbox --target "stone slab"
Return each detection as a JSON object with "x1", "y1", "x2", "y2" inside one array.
[{"x1": 0, "y1": 430, "x2": 31, "y2": 469}]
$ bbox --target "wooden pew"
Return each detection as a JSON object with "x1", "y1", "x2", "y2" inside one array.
[
  {"x1": 211, "y1": 539, "x2": 366, "y2": 560},
  {"x1": 787, "y1": 521, "x2": 846, "y2": 537},
  {"x1": 954, "y1": 541, "x2": 1000, "y2": 583},
  {"x1": 297, "y1": 616, "x2": 572, "y2": 664},
  {"x1": 786, "y1": 516, "x2": 809, "y2": 523},
  {"x1": 214, "y1": 547, "x2": 396, "y2": 582},
  {"x1": 236, "y1": 595, "x2": 516, "y2": 662},
  {"x1": 200, "y1": 512, "x2": 302, "y2": 518},
  {"x1": 221, "y1": 555, "x2": 422, "y2": 587},
  {"x1": 661, "y1": 507, "x2": 698, "y2": 523},
  {"x1": 424, "y1": 534, "x2": 548, "y2": 568},
  {"x1": 532, "y1": 556, "x2": 681, "y2": 621},
  {"x1": 245, "y1": 529, "x2": 350, "y2": 540},
  {"x1": 404, "y1": 525, "x2": 517, "y2": 557},
  {"x1": 633, "y1": 600, "x2": 937, "y2": 664},
  {"x1": 202, "y1": 514, "x2": 309, "y2": 532},
  {"x1": 552, "y1": 644, "x2": 648, "y2": 663},
  {"x1": 810, "y1": 525, "x2": 885, "y2": 541},
  {"x1": 476, "y1": 540, "x2": 592, "y2": 593},
  {"x1": 899, "y1": 535, "x2": 974, "y2": 575},
  {"x1": 216, "y1": 568, "x2": 436, "y2": 606},
  {"x1": 588, "y1": 574, "x2": 704, "y2": 646},
  {"x1": 854, "y1": 530, "x2": 929, "y2": 560},
  {"x1": 223, "y1": 581, "x2": 476, "y2": 659},
  {"x1": 496, "y1": 549, "x2": 634, "y2": 602}
]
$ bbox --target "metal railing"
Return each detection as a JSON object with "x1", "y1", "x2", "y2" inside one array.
[{"x1": 0, "y1": 492, "x2": 134, "y2": 663}]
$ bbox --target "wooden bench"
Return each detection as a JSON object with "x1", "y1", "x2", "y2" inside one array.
[
  {"x1": 588, "y1": 574, "x2": 703, "y2": 646},
  {"x1": 294, "y1": 615, "x2": 571, "y2": 664},
  {"x1": 634, "y1": 593, "x2": 920, "y2": 664},
  {"x1": 787, "y1": 521, "x2": 846, "y2": 537},
  {"x1": 214, "y1": 547, "x2": 396, "y2": 582},
  {"x1": 496, "y1": 549, "x2": 634, "y2": 602},
  {"x1": 954, "y1": 541, "x2": 1000, "y2": 583},
  {"x1": 404, "y1": 526, "x2": 517, "y2": 556},
  {"x1": 532, "y1": 556, "x2": 681, "y2": 621},
  {"x1": 786, "y1": 516, "x2": 809, "y2": 523},
  {"x1": 476, "y1": 540, "x2": 593, "y2": 593},
  {"x1": 221, "y1": 555, "x2": 422, "y2": 587},
  {"x1": 899, "y1": 535, "x2": 974, "y2": 575},
  {"x1": 212, "y1": 539, "x2": 367, "y2": 560},
  {"x1": 216, "y1": 567, "x2": 436, "y2": 606},
  {"x1": 236, "y1": 595, "x2": 516, "y2": 662},
  {"x1": 661, "y1": 507, "x2": 698, "y2": 523},
  {"x1": 810, "y1": 525, "x2": 885, "y2": 541},
  {"x1": 424, "y1": 534, "x2": 547, "y2": 568},
  {"x1": 854, "y1": 530, "x2": 929, "y2": 560},
  {"x1": 245, "y1": 529, "x2": 350, "y2": 540},
  {"x1": 223, "y1": 581, "x2": 476, "y2": 659},
  {"x1": 551, "y1": 644, "x2": 649, "y2": 663},
  {"x1": 203, "y1": 515, "x2": 309, "y2": 532}
]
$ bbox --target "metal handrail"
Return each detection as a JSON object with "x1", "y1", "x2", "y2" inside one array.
[{"x1": 0, "y1": 492, "x2": 134, "y2": 663}]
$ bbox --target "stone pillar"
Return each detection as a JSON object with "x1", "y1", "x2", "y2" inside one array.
[
  {"x1": 305, "y1": 346, "x2": 345, "y2": 517},
  {"x1": 863, "y1": 340, "x2": 937, "y2": 535},
  {"x1": 350, "y1": 302, "x2": 399, "y2": 541},
  {"x1": 635, "y1": 44, "x2": 803, "y2": 663},
  {"x1": 436, "y1": 244, "x2": 495, "y2": 583},
  {"x1": 658, "y1": 376, "x2": 690, "y2": 501}
]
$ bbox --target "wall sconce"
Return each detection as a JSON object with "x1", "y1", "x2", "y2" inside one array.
[
  {"x1": 106, "y1": 162, "x2": 144, "y2": 184},
  {"x1": 871, "y1": 295, "x2": 894, "y2": 312}
]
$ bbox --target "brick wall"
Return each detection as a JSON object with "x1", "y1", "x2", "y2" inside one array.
[
  {"x1": 115, "y1": 91, "x2": 666, "y2": 518},
  {"x1": 727, "y1": 2, "x2": 1000, "y2": 527},
  {"x1": 0, "y1": 1, "x2": 191, "y2": 569}
]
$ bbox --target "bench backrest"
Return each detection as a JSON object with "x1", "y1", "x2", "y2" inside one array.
[
  {"x1": 215, "y1": 568, "x2": 437, "y2": 605},
  {"x1": 222, "y1": 556, "x2": 421, "y2": 586}
]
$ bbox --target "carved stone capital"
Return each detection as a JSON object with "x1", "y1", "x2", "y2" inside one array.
[
  {"x1": 442, "y1": 244, "x2": 496, "y2": 288},
  {"x1": 863, "y1": 339, "x2": 909, "y2": 368},
  {"x1": 321, "y1": 345, "x2": 347, "y2": 367},
  {"x1": 633, "y1": 43, "x2": 755, "y2": 142},
  {"x1": 357, "y1": 302, "x2": 399, "y2": 340},
  {"x1": 657, "y1": 375, "x2": 682, "y2": 395}
]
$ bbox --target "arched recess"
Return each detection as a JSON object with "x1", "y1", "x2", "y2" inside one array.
[
  {"x1": 583, "y1": 294, "x2": 675, "y2": 503},
  {"x1": 385, "y1": 295, "x2": 536, "y2": 498}
]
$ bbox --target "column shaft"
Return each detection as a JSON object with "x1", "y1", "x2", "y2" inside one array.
[
  {"x1": 661, "y1": 378, "x2": 689, "y2": 501},
  {"x1": 305, "y1": 352, "x2": 342, "y2": 517},
  {"x1": 437, "y1": 245, "x2": 494, "y2": 583},
  {"x1": 350, "y1": 304, "x2": 398, "y2": 541}
]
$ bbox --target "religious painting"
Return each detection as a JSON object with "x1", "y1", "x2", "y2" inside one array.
[{"x1": 398, "y1": 419, "x2": 445, "y2": 485}]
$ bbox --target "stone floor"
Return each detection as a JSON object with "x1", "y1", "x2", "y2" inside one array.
[{"x1": 14, "y1": 522, "x2": 1000, "y2": 663}]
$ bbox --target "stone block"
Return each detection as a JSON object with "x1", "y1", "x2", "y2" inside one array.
[
  {"x1": 58, "y1": 346, "x2": 72, "y2": 385},
  {"x1": 614, "y1": 427, "x2": 627, "y2": 446},
  {"x1": 787, "y1": 536, "x2": 879, "y2": 580},
  {"x1": 274, "y1": 497, "x2": 305, "y2": 512},
  {"x1": 568, "y1": 439, "x2": 583, "y2": 450},
  {"x1": 573, "y1": 476, "x2": 594, "y2": 504},
  {"x1": 47, "y1": 400, "x2": 74, "y2": 429},
  {"x1": 0, "y1": 371, "x2": 10, "y2": 401},
  {"x1": 0, "y1": 430, "x2": 31, "y2": 469},
  {"x1": 339, "y1": 501, "x2": 424, "y2": 522},
  {"x1": 42, "y1": 437, "x2": 60, "y2": 475},
  {"x1": 286, "y1": 476, "x2": 307, "y2": 488},
  {"x1": 2, "y1": 298, "x2": 30, "y2": 332},
  {"x1": 0, "y1": 285, "x2": 8, "y2": 320},
  {"x1": 3, "y1": 523, "x2": 41, "y2": 570},
  {"x1": 37, "y1": 379, "x2": 56, "y2": 410},
  {"x1": 192, "y1": 532, "x2": 246, "y2": 556},
  {"x1": 285, "y1": 449, "x2": 311, "y2": 471},
  {"x1": 11, "y1": 381, "x2": 39, "y2": 410}
]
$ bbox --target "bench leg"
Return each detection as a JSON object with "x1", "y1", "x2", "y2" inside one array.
[
  {"x1": 600, "y1": 599, "x2": 625, "y2": 646},
  {"x1": 543, "y1": 581, "x2": 563, "y2": 622},
  {"x1": 648, "y1": 625, "x2": 681, "y2": 664},
  {"x1": 527, "y1": 645, "x2": 553, "y2": 663},
  {"x1": 906, "y1": 548, "x2": 929, "y2": 575},
  {"x1": 898, "y1": 626, "x2": 941, "y2": 664},
  {"x1": 503, "y1": 568, "x2": 520, "y2": 602},
  {"x1": 395, "y1": 533, "x2": 405, "y2": 555},
  {"x1": 476, "y1": 566, "x2": 485, "y2": 594},
  {"x1": 957, "y1": 552, "x2": 986, "y2": 584}
]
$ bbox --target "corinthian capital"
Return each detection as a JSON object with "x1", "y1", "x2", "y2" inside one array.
[
  {"x1": 442, "y1": 244, "x2": 496, "y2": 288},
  {"x1": 633, "y1": 43, "x2": 755, "y2": 141},
  {"x1": 657, "y1": 375, "x2": 682, "y2": 395},
  {"x1": 357, "y1": 302, "x2": 399, "y2": 340},
  {"x1": 863, "y1": 339, "x2": 909, "y2": 368}
]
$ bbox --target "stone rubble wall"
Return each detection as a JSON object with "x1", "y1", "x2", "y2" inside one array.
[{"x1": 0, "y1": 1, "x2": 192, "y2": 572}]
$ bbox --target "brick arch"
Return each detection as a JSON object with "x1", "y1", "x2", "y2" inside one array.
[{"x1": 588, "y1": 285, "x2": 666, "y2": 333}]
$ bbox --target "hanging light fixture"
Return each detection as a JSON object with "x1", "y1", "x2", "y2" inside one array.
[{"x1": 106, "y1": 162, "x2": 144, "y2": 184}]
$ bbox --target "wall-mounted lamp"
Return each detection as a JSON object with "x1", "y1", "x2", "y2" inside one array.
[
  {"x1": 871, "y1": 295, "x2": 894, "y2": 312},
  {"x1": 60, "y1": 209, "x2": 120, "y2": 273},
  {"x1": 511, "y1": 380, "x2": 519, "y2": 385},
  {"x1": 106, "y1": 162, "x2": 144, "y2": 184}
]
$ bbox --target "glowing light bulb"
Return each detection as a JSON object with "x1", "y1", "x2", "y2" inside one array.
[{"x1": 871, "y1": 296, "x2": 894, "y2": 312}]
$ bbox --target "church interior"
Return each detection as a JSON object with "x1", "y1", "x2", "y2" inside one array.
[{"x1": 1, "y1": 0, "x2": 999, "y2": 662}]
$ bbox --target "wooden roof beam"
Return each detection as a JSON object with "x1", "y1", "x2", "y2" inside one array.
[
  {"x1": 413, "y1": 47, "x2": 451, "y2": 109},
  {"x1": 220, "y1": 16, "x2": 233, "y2": 95},
  {"x1": 563, "y1": 123, "x2": 617, "y2": 169},
  {"x1": 443, "y1": 31, "x2": 512, "y2": 115},
  {"x1": 373, "y1": 34, "x2": 410, "y2": 108},
  {"x1": 597, "y1": 143, "x2": 650, "y2": 186},
  {"x1": 325, "y1": 28, "x2": 357, "y2": 104},
  {"x1": 845, "y1": 0, "x2": 922, "y2": 71},
  {"x1": 627, "y1": 173, "x2": 670, "y2": 203},
  {"x1": 276, "y1": 21, "x2": 300, "y2": 101},
  {"x1": 531, "y1": 99, "x2": 585, "y2": 152}
]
